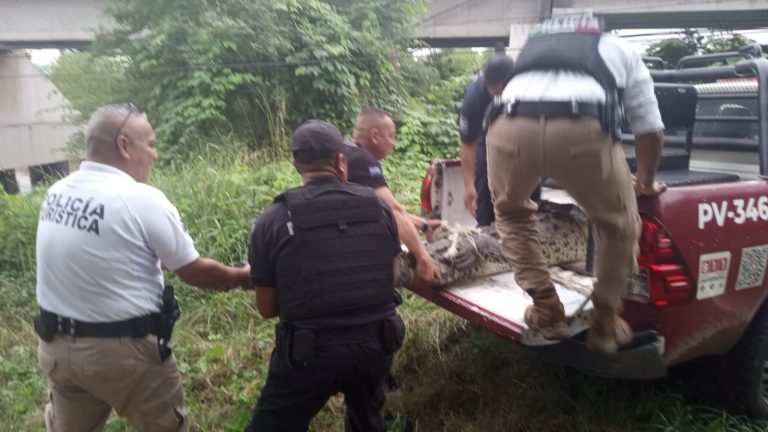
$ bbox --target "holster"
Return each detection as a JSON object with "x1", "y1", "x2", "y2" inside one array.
[
  {"x1": 276, "y1": 322, "x2": 314, "y2": 369},
  {"x1": 393, "y1": 290, "x2": 403, "y2": 307},
  {"x1": 601, "y1": 88, "x2": 624, "y2": 142},
  {"x1": 382, "y1": 314, "x2": 406, "y2": 355},
  {"x1": 275, "y1": 315, "x2": 407, "y2": 369},
  {"x1": 483, "y1": 100, "x2": 505, "y2": 135},
  {"x1": 156, "y1": 284, "x2": 181, "y2": 361},
  {"x1": 34, "y1": 309, "x2": 57, "y2": 342}
]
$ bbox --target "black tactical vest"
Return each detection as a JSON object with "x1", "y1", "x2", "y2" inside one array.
[
  {"x1": 514, "y1": 30, "x2": 624, "y2": 139},
  {"x1": 273, "y1": 181, "x2": 395, "y2": 322},
  {"x1": 514, "y1": 31, "x2": 616, "y2": 90}
]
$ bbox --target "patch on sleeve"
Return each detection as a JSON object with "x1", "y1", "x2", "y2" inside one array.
[{"x1": 369, "y1": 166, "x2": 383, "y2": 177}]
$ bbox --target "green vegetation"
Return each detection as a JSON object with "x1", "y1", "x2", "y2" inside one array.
[
  {"x1": 4, "y1": 149, "x2": 768, "y2": 431},
  {"x1": 85, "y1": 0, "x2": 429, "y2": 152},
  {"x1": 6, "y1": 0, "x2": 768, "y2": 429},
  {"x1": 644, "y1": 29, "x2": 757, "y2": 68}
]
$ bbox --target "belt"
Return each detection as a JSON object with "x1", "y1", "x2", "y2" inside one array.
[
  {"x1": 40, "y1": 308, "x2": 161, "y2": 338},
  {"x1": 506, "y1": 100, "x2": 602, "y2": 119},
  {"x1": 306, "y1": 321, "x2": 383, "y2": 347}
]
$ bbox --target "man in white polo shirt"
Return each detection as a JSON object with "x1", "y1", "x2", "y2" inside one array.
[
  {"x1": 35, "y1": 104, "x2": 252, "y2": 431},
  {"x1": 486, "y1": 14, "x2": 667, "y2": 353}
]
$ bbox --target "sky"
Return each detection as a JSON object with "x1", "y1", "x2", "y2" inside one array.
[{"x1": 29, "y1": 49, "x2": 61, "y2": 66}]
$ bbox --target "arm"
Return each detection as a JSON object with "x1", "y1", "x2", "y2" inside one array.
[
  {"x1": 247, "y1": 205, "x2": 285, "y2": 317},
  {"x1": 406, "y1": 212, "x2": 441, "y2": 240},
  {"x1": 458, "y1": 79, "x2": 485, "y2": 217},
  {"x1": 135, "y1": 189, "x2": 252, "y2": 292},
  {"x1": 633, "y1": 130, "x2": 667, "y2": 196},
  {"x1": 174, "y1": 258, "x2": 252, "y2": 292},
  {"x1": 461, "y1": 141, "x2": 478, "y2": 217},
  {"x1": 254, "y1": 286, "x2": 278, "y2": 318},
  {"x1": 374, "y1": 186, "x2": 440, "y2": 289},
  {"x1": 621, "y1": 43, "x2": 666, "y2": 197}
]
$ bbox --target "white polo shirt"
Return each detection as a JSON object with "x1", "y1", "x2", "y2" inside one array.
[
  {"x1": 36, "y1": 161, "x2": 200, "y2": 322},
  {"x1": 502, "y1": 33, "x2": 664, "y2": 135}
]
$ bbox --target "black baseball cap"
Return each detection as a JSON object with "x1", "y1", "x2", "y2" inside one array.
[
  {"x1": 291, "y1": 119, "x2": 345, "y2": 164},
  {"x1": 483, "y1": 45, "x2": 515, "y2": 85}
]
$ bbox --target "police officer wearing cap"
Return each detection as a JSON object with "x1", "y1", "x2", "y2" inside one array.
[
  {"x1": 486, "y1": 14, "x2": 667, "y2": 353},
  {"x1": 245, "y1": 120, "x2": 405, "y2": 431},
  {"x1": 34, "y1": 104, "x2": 252, "y2": 431},
  {"x1": 459, "y1": 44, "x2": 521, "y2": 226}
]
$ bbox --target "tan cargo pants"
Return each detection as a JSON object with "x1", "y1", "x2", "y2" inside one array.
[
  {"x1": 38, "y1": 334, "x2": 188, "y2": 432},
  {"x1": 486, "y1": 115, "x2": 640, "y2": 319}
]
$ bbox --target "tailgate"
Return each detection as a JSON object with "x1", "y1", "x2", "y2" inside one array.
[
  {"x1": 408, "y1": 268, "x2": 594, "y2": 346},
  {"x1": 418, "y1": 161, "x2": 667, "y2": 378}
]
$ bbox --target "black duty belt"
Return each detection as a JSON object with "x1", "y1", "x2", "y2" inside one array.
[
  {"x1": 39, "y1": 308, "x2": 161, "y2": 338},
  {"x1": 314, "y1": 321, "x2": 383, "y2": 346},
  {"x1": 280, "y1": 321, "x2": 384, "y2": 347},
  {"x1": 506, "y1": 100, "x2": 602, "y2": 120}
]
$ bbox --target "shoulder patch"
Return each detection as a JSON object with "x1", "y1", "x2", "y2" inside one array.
[{"x1": 369, "y1": 166, "x2": 383, "y2": 177}]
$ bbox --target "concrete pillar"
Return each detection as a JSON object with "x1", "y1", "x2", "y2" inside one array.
[
  {"x1": 29, "y1": 161, "x2": 69, "y2": 187},
  {"x1": 0, "y1": 168, "x2": 19, "y2": 194},
  {"x1": 0, "y1": 51, "x2": 77, "y2": 176}
]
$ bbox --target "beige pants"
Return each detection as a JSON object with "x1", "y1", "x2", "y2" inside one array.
[
  {"x1": 38, "y1": 334, "x2": 188, "y2": 432},
  {"x1": 486, "y1": 116, "x2": 641, "y2": 317}
]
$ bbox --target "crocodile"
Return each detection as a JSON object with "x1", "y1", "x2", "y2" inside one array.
[{"x1": 395, "y1": 200, "x2": 591, "y2": 290}]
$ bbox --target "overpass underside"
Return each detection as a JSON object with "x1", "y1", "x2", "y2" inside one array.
[{"x1": 419, "y1": 0, "x2": 768, "y2": 48}]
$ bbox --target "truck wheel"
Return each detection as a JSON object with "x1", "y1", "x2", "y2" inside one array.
[{"x1": 726, "y1": 301, "x2": 768, "y2": 418}]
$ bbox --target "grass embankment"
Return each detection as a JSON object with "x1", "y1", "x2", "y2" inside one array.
[{"x1": 2, "y1": 147, "x2": 767, "y2": 431}]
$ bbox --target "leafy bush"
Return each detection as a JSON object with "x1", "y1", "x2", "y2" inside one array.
[
  {"x1": 5, "y1": 145, "x2": 768, "y2": 431},
  {"x1": 645, "y1": 30, "x2": 756, "y2": 67},
  {"x1": 396, "y1": 73, "x2": 473, "y2": 161},
  {"x1": 154, "y1": 145, "x2": 299, "y2": 265},
  {"x1": 91, "y1": 0, "x2": 425, "y2": 153},
  {"x1": 0, "y1": 191, "x2": 43, "y2": 275}
]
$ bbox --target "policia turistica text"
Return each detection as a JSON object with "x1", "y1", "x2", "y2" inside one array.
[
  {"x1": 34, "y1": 104, "x2": 252, "y2": 431},
  {"x1": 485, "y1": 14, "x2": 667, "y2": 353},
  {"x1": 245, "y1": 120, "x2": 406, "y2": 432}
]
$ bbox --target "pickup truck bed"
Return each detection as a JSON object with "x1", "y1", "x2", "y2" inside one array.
[
  {"x1": 416, "y1": 55, "x2": 768, "y2": 419},
  {"x1": 416, "y1": 185, "x2": 668, "y2": 379}
]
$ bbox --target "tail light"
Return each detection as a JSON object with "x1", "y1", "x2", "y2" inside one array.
[
  {"x1": 420, "y1": 162, "x2": 437, "y2": 214},
  {"x1": 625, "y1": 217, "x2": 694, "y2": 306}
]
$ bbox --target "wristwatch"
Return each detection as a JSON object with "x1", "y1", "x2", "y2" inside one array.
[{"x1": 420, "y1": 218, "x2": 429, "y2": 233}]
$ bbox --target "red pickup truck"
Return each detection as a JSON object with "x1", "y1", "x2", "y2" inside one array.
[{"x1": 414, "y1": 56, "x2": 768, "y2": 418}]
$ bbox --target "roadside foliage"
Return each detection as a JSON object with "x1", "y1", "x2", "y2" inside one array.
[{"x1": 3, "y1": 0, "x2": 768, "y2": 429}]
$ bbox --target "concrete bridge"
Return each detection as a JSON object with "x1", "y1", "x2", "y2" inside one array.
[
  {"x1": 419, "y1": 0, "x2": 768, "y2": 48},
  {"x1": 1, "y1": 0, "x2": 767, "y2": 192},
  {"x1": 2, "y1": 0, "x2": 767, "y2": 50}
]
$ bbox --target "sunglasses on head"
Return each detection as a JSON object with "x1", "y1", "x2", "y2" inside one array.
[{"x1": 113, "y1": 103, "x2": 144, "y2": 143}]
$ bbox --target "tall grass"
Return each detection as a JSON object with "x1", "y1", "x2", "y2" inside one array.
[{"x1": 2, "y1": 144, "x2": 768, "y2": 431}]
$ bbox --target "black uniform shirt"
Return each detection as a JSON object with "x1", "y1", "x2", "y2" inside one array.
[
  {"x1": 248, "y1": 177, "x2": 399, "y2": 328},
  {"x1": 458, "y1": 74, "x2": 492, "y2": 144},
  {"x1": 345, "y1": 143, "x2": 387, "y2": 189}
]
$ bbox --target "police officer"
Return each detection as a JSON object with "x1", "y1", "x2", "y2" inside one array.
[
  {"x1": 459, "y1": 45, "x2": 518, "y2": 226},
  {"x1": 486, "y1": 14, "x2": 667, "y2": 353},
  {"x1": 346, "y1": 107, "x2": 441, "y2": 288},
  {"x1": 35, "y1": 104, "x2": 252, "y2": 431},
  {"x1": 246, "y1": 120, "x2": 404, "y2": 431}
]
